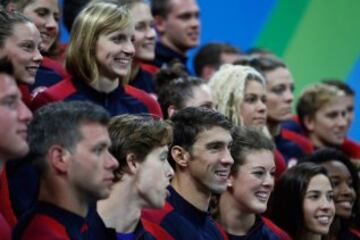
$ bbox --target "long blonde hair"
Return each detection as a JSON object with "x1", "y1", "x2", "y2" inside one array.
[{"x1": 209, "y1": 64, "x2": 265, "y2": 126}]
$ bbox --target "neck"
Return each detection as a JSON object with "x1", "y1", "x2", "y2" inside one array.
[
  {"x1": 97, "y1": 176, "x2": 141, "y2": 233},
  {"x1": 299, "y1": 231, "x2": 322, "y2": 240},
  {"x1": 38, "y1": 176, "x2": 88, "y2": 217},
  {"x1": 171, "y1": 172, "x2": 211, "y2": 211},
  {"x1": 159, "y1": 38, "x2": 187, "y2": 57},
  {"x1": 90, "y1": 76, "x2": 119, "y2": 93},
  {"x1": 219, "y1": 191, "x2": 256, "y2": 236},
  {"x1": 128, "y1": 62, "x2": 140, "y2": 84},
  {"x1": 267, "y1": 119, "x2": 281, "y2": 137}
]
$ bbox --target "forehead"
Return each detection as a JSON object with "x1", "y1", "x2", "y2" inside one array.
[
  {"x1": 321, "y1": 161, "x2": 351, "y2": 177},
  {"x1": 194, "y1": 126, "x2": 231, "y2": 145},
  {"x1": 241, "y1": 149, "x2": 274, "y2": 167},
  {"x1": 168, "y1": 0, "x2": 199, "y2": 15},
  {"x1": 265, "y1": 67, "x2": 293, "y2": 86},
  {"x1": 220, "y1": 52, "x2": 241, "y2": 64},
  {"x1": 78, "y1": 122, "x2": 110, "y2": 143},
  {"x1": 245, "y1": 79, "x2": 265, "y2": 92},
  {"x1": 6, "y1": 22, "x2": 40, "y2": 42},
  {"x1": 102, "y1": 20, "x2": 135, "y2": 37},
  {"x1": 317, "y1": 96, "x2": 347, "y2": 113},
  {"x1": 306, "y1": 174, "x2": 332, "y2": 191},
  {"x1": 131, "y1": 2, "x2": 152, "y2": 22},
  {"x1": 0, "y1": 73, "x2": 18, "y2": 99},
  {"x1": 24, "y1": 0, "x2": 59, "y2": 10}
]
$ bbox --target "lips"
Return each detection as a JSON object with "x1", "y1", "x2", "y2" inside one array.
[
  {"x1": 17, "y1": 129, "x2": 28, "y2": 140},
  {"x1": 315, "y1": 215, "x2": 332, "y2": 225},
  {"x1": 255, "y1": 191, "x2": 271, "y2": 202},
  {"x1": 336, "y1": 200, "x2": 353, "y2": 210},
  {"x1": 26, "y1": 66, "x2": 40, "y2": 76},
  {"x1": 40, "y1": 32, "x2": 55, "y2": 44},
  {"x1": 114, "y1": 57, "x2": 132, "y2": 65},
  {"x1": 215, "y1": 169, "x2": 230, "y2": 181}
]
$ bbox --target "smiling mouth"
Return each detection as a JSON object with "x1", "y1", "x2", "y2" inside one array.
[
  {"x1": 26, "y1": 66, "x2": 39, "y2": 75},
  {"x1": 315, "y1": 215, "x2": 332, "y2": 225},
  {"x1": 255, "y1": 191, "x2": 270, "y2": 202}
]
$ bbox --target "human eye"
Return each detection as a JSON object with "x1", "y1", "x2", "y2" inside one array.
[
  {"x1": 331, "y1": 178, "x2": 340, "y2": 187},
  {"x1": 135, "y1": 22, "x2": 146, "y2": 31},
  {"x1": 178, "y1": 12, "x2": 192, "y2": 21},
  {"x1": 261, "y1": 95, "x2": 267, "y2": 104},
  {"x1": 35, "y1": 8, "x2": 49, "y2": 17},
  {"x1": 111, "y1": 34, "x2": 126, "y2": 44},
  {"x1": 252, "y1": 170, "x2": 265, "y2": 178},
  {"x1": 244, "y1": 94, "x2": 257, "y2": 104},
  {"x1": 290, "y1": 84, "x2": 295, "y2": 93},
  {"x1": 1, "y1": 96, "x2": 18, "y2": 109},
  {"x1": 20, "y1": 42, "x2": 35, "y2": 52},
  {"x1": 325, "y1": 111, "x2": 338, "y2": 119},
  {"x1": 207, "y1": 142, "x2": 223, "y2": 152},
  {"x1": 54, "y1": 14, "x2": 60, "y2": 23},
  {"x1": 92, "y1": 145, "x2": 107, "y2": 156},
  {"x1": 271, "y1": 85, "x2": 285, "y2": 95},
  {"x1": 327, "y1": 192, "x2": 334, "y2": 201},
  {"x1": 306, "y1": 192, "x2": 320, "y2": 200}
]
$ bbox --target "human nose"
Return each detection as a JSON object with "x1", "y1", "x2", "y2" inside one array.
[
  {"x1": 46, "y1": 16, "x2": 58, "y2": 30},
  {"x1": 337, "y1": 113, "x2": 348, "y2": 128},
  {"x1": 284, "y1": 88, "x2": 294, "y2": 103},
  {"x1": 164, "y1": 160, "x2": 174, "y2": 180},
  {"x1": 33, "y1": 47, "x2": 43, "y2": 62},
  {"x1": 106, "y1": 152, "x2": 119, "y2": 170},
  {"x1": 257, "y1": 99, "x2": 267, "y2": 113},
  {"x1": 263, "y1": 172, "x2": 274, "y2": 189},
  {"x1": 320, "y1": 195, "x2": 334, "y2": 211},
  {"x1": 338, "y1": 182, "x2": 355, "y2": 197},
  {"x1": 146, "y1": 26, "x2": 156, "y2": 40},
  {"x1": 18, "y1": 100, "x2": 32, "y2": 123},
  {"x1": 221, "y1": 148, "x2": 234, "y2": 166},
  {"x1": 124, "y1": 39, "x2": 135, "y2": 57}
]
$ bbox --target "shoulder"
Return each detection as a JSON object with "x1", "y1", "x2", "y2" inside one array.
[
  {"x1": 262, "y1": 217, "x2": 292, "y2": 240},
  {"x1": 15, "y1": 214, "x2": 70, "y2": 240}
]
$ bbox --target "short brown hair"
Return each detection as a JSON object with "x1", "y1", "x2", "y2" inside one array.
[
  {"x1": 108, "y1": 114, "x2": 173, "y2": 180},
  {"x1": 296, "y1": 83, "x2": 345, "y2": 132}
]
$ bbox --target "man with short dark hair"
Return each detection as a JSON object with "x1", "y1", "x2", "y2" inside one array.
[
  {"x1": 193, "y1": 42, "x2": 241, "y2": 81},
  {"x1": 150, "y1": 0, "x2": 200, "y2": 71},
  {"x1": 0, "y1": 57, "x2": 32, "y2": 239},
  {"x1": 13, "y1": 101, "x2": 119, "y2": 239},
  {"x1": 143, "y1": 107, "x2": 234, "y2": 239}
]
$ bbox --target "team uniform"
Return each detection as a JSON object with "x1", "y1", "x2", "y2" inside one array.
[
  {"x1": 113, "y1": 218, "x2": 174, "y2": 240},
  {"x1": 142, "y1": 186, "x2": 228, "y2": 240},
  {"x1": 0, "y1": 166, "x2": 17, "y2": 240},
  {"x1": 226, "y1": 216, "x2": 292, "y2": 240},
  {"x1": 13, "y1": 202, "x2": 112, "y2": 240},
  {"x1": 130, "y1": 67, "x2": 157, "y2": 95},
  {"x1": 283, "y1": 117, "x2": 360, "y2": 159},
  {"x1": 31, "y1": 76, "x2": 162, "y2": 118},
  {"x1": 153, "y1": 42, "x2": 188, "y2": 71},
  {"x1": 274, "y1": 128, "x2": 313, "y2": 166}
]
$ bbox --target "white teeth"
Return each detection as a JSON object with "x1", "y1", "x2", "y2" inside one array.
[
  {"x1": 337, "y1": 201, "x2": 353, "y2": 209},
  {"x1": 317, "y1": 216, "x2": 331, "y2": 225},
  {"x1": 255, "y1": 192, "x2": 269, "y2": 200},
  {"x1": 215, "y1": 170, "x2": 229, "y2": 177}
]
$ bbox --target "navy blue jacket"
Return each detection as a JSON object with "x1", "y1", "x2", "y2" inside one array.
[
  {"x1": 226, "y1": 216, "x2": 291, "y2": 240},
  {"x1": 142, "y1": 186, "x2": 227, "y2": 240}
]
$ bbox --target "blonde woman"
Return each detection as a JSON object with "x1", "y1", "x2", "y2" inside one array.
[
  {"x1": 32, "y1": 2, "x2": 162, "y2": 117},
  {"x1": 209, "y1": 64, "x2": 286, "y2": 178}
]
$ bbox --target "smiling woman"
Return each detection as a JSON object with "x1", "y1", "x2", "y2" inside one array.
[
  {"x1": 269, "y1": 162, "x2": 335, "y2": 240},
  {"x1": 217, "y1": 127, "x2": 292, "y2": 240},
  {"x1": 0, "y1": 9, "x2": 43, "y2": 106},
  {"x1": 32, "y1": 2, "x2": 162, "y2": 117}
]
